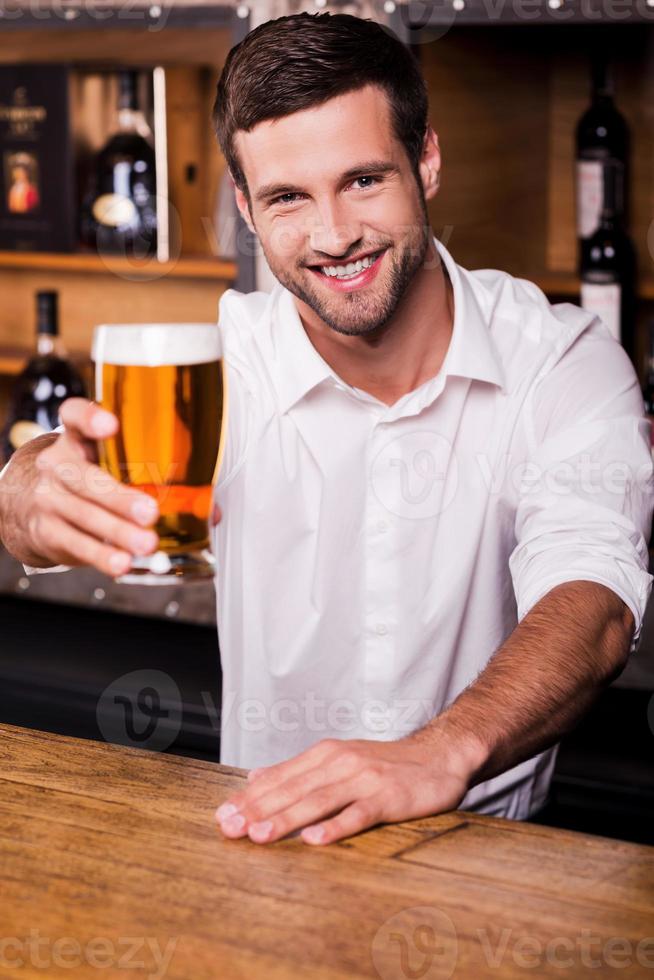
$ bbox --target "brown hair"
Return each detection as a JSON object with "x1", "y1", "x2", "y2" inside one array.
[{"x1": 212, "y1": 11, "x2": 428, "y2": 205}]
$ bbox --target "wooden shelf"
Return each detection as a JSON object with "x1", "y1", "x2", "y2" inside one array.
[
  {"x1": 2, "y1": 252, "x2": 651, "y2": 298},
  {"x1": 0, "y1": 250, "x2": 237, "y2": 281},
  {"x1": 0, "y1": 350, "x2": 28, "y2": 377},
  {"x1": 0, "y1": 346, "x2": 90, "y2": 377},
  {"x1": 533, "y1": 274, "x2": 579, "y2": 297},
  {"x1": 534, "y1": 274, "x2": 654, "y2": 301}
]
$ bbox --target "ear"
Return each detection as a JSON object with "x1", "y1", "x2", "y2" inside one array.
[
  {"x1": 233, "y1": 179, "x2": 256, "y2": 235},
  {"x1": 418, "y1": 125, "x2": 442, "y2": 202}
]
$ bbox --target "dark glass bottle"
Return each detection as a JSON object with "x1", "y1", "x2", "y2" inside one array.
[
  {"x1": 1, "y1": 291, "x2": 87, "y2": 463},
  {"x1": 580, "y1": 160, "x2": 636, "y2": 366},
  {"x1": 643, "y1": 323, "x2": 654, "y2": 458},
  {"x1": 79, "y1": 69, "x2": 157, "y2": 259},
  {"x1": 643, "y1": 323, "x2": 654, "y2": 559},
  {"x1": 576, "y1": 49, "x2": 629, "y2": 251}
]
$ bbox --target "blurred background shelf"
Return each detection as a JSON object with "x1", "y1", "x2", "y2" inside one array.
[
  {"x1": 0, "y1": 8, "x2": 253, "y2": 383},
  {"x1": 0, "y1": 250, "x2": 238, "y2": 280},
  {"x1": 535, "y1": 273, "x2": 654, "y2": 301},
  {"x1": 0, "y1": 348, "x2": 34, "y2": 376}
]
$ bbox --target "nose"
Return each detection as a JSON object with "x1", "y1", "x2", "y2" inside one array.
[{"x1": 309, "y1": 196, "x2": 363, "y2": 259}]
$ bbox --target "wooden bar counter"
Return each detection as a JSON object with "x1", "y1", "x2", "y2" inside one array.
[{"x1": 1, "y1": 723, "x2": 653, "y2": 979}]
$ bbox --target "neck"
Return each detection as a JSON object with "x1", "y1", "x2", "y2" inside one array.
[{"x1": 294, "y1": 237, "x2": 454, "y2": 407}]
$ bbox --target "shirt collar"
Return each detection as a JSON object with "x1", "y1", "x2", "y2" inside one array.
[
  {"x1": 269, "y1": 234, "x2": 506, "y2": 416},
  {"x1": 270, "y1": 285, "x2": 341, "y2": 416},
  {"x1": 434, "y1": 235, "x2": 506, "y2": 392}
]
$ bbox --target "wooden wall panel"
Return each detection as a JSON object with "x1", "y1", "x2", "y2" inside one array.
[
  {"x1": 0, "y1": 268, "x2": 230, "y2": 354},
  {"x1": 165, "y1": 65, "x2": 227, "y2": 259},
  {"x1": 420, "y1": 28, "x2": 550, "y2": 280},
  {"x1": 547, "y1": 49, "x2": 581, "y2": 275},
  {"x1": 0, "y1": 27, "x2": 234, "y2": 68}
]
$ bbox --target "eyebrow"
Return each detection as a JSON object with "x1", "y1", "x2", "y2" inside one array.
[{"x1": 254, "y1": 159, "x2": 399, "y2": 204}]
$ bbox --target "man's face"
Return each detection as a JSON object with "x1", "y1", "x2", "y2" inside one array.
[{"x1": 233, "y1": 84, "x2": 440, "y2": 337}]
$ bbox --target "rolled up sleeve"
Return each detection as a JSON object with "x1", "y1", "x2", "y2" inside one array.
[{"x1": 509, "y1": 322, "x2": 654, "y2": 653}]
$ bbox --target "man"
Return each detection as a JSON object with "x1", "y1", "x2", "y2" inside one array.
[{"x1": 1, "y1": 13, "x2": 652, "y2": 848}]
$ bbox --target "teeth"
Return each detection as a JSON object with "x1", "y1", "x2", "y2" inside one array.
[{"x1": 321, "y1": 250, "x2": 381, "y2": 278}]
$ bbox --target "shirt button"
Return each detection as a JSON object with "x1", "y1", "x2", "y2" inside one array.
[
  {"x1": 375, "y1": 623, "x2": 388, "y2": 636},
  {"x1": 377, "y1": 519, "x2": 389, "y2": 533}
]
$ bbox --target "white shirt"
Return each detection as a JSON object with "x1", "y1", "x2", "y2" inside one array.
[{"x1": 212, "y1": 235, "x2": 653, "y2": 820}]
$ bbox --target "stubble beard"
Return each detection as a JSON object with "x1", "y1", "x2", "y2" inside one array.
[{"x1": 259, "y1": 205, "x2": 432, "y2": 339}]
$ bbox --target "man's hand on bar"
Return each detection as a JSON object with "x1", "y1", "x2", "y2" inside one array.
[
  {"x1": 215, "y1": 732, "x2": 480, "y2": 846},
  {"x1": 0, "y1": 397, "x2": 161, "y2": 577}
]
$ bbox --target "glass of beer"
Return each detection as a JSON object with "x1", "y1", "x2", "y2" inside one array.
[{"x1": 92, "y1": 322, "x2": 225, "y2": 584}]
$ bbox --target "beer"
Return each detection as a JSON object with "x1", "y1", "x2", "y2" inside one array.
[{"x1": 92, "y1": 323, "x2": 225, "y2": 581}]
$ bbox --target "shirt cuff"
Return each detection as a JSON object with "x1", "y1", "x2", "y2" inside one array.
[
  {"x1": 514, "y1": 561, "x2": 653, "y2": 654},
  {"x1": 23, "y1": 564, "x2": 71, "y2": 576}
]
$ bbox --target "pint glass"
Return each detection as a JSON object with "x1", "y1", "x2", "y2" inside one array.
[{"x1": 92, "y1": 322, "x2": 225, "y2": 583}]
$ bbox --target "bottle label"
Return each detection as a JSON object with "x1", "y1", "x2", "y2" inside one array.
[
  {"x1": 580, "y1": 282, "x2": 622, "y2": 343},
  {"x1": 92, "y1": 193, "x2": 138, "y2": 228},
  {"x1": 576, "y1": 160, "x2": 603, "y2": 238},
  {"x1": 9, "y1": 420, "x2": 48, "y2": 451}
]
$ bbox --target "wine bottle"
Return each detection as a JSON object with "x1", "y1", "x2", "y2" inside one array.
[
  {"x1": 580, "y1": 160, "x2": 636, "y2": 364},
  {"x1": 642, "y1": 322, "x2": 654, "y2": 461},
  {"x1": 576, "y1": 48, "x2": 628, "y2": 248},
  {"x1": 79, "y1": 69, "x2": 157, "y2": 259},
  {"x1": 1, "y1": 291, "x2": 87, "y2": 462},
  {"x1": 642, "y1": 323, "x2": 654, "y2": 557}
]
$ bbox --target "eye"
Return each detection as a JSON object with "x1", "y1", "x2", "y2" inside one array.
[
  {"x1": 352, "y1": 175, "x2": 380, "y2": 190},
  {"x1": 272, "y1": 192, "x2": 304, "y2": 206}
]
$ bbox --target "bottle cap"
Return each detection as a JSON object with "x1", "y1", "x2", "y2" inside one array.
[{"x1": 36, "y1": 290, "x2": 58, "y2": 336}]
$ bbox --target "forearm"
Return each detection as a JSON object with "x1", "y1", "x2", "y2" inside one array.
[
  {"x1": 408, "y1": 580, "x2": 634, "y2": 788},
  {"x1": 0, "y1": 433, "x2": 59, "y2": 566}
]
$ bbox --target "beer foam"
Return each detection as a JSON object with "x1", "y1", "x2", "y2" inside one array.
[{"x1": 92, "y1": 323, "x2": 222, "y2": 367}]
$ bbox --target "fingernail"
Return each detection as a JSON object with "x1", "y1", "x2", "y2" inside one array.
[
  {"x1": 303, "y1": 825, "x2": 326, "y2": 845},
  {"x1": 247, "y1": 768, "x2": 261, "y2": 781},
  {"x1": 221, "y1": 813, "x2": 246, "y2": 834},
  {"x1": 132, "y1": 498, "x2": 159, "y2": 525},
  {"x1": 249, "y1": 820, "x2": 273, "y2": 842},
  {"x1": 130, "y1": 530, "x2": 158, "y2": 555},
  {"x1": 216, "y1": 803, "x2": 239, "y2": 821},
  {"x1": 109, "y1": 553, "x2": 130, "y2": 575},
  {"x1": 92, "y1": 411, "x2": 115, "y2": 436}
]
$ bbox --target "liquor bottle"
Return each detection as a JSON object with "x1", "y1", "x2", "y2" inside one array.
[
  {"x1": 580, "y1": 160, "x2": 636, "y2": 365},
  {"x1": 576, "y1": 49, "x2": 629, "y2": 249},
  {"x1": 643, "y1": 323, "x2": 654, "y2": 559},
  {"x1": 79, "y1": 69, "x2": 157, "y2": 259},
  {"x1": 0, "y1": 291, "x2": 87, "y2": 462},
  {"x1": 642, "y1": 322, "x2": 654, "y2": 461},
  {"x1": 0, "y1": 64, "x2": 76, "y2": 252}
]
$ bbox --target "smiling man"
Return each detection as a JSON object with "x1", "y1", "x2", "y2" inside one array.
[{"x1": 0, "y1": 12, "x2": 652, "y2": 847}]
